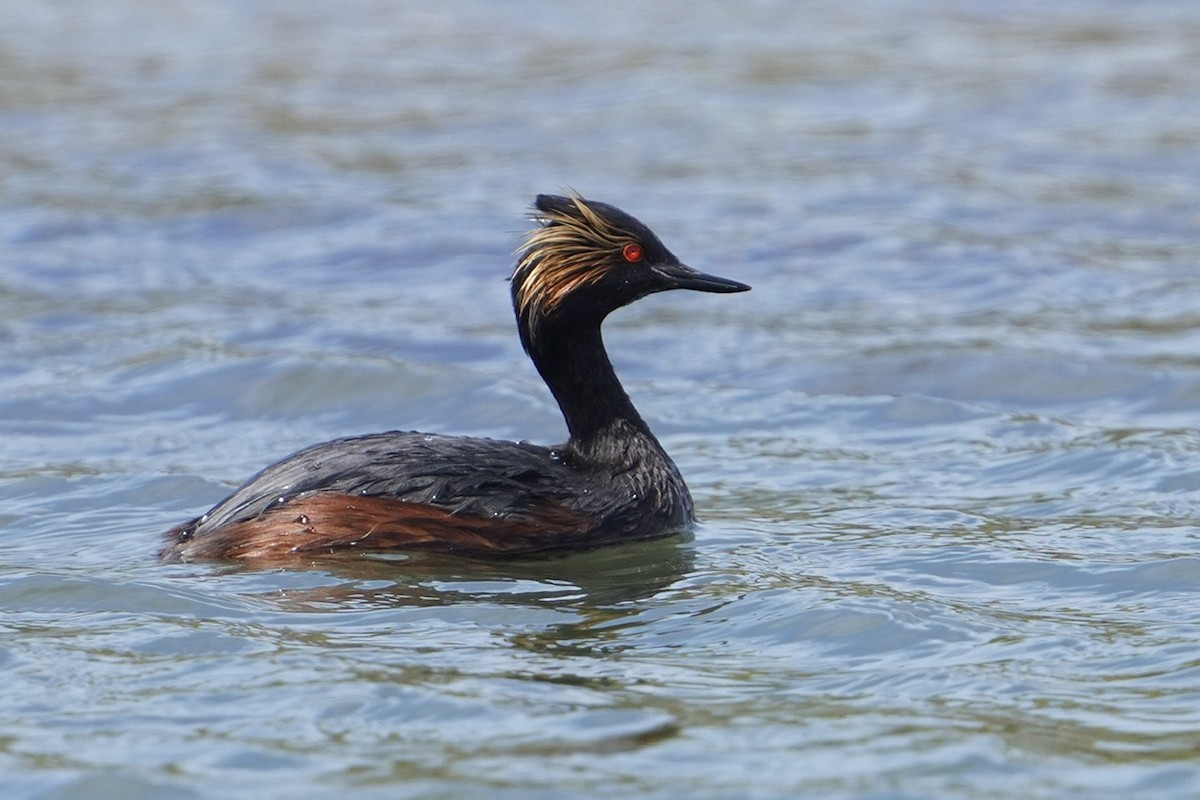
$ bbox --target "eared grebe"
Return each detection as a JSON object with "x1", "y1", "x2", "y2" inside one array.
[{"x1": 161, "y1": 194, "x2": 750, "y2": 563}]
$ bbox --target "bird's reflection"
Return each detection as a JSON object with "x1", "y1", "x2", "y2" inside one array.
[{"x1": 235, "y1": 534, "x2": 696, "y2": 617}]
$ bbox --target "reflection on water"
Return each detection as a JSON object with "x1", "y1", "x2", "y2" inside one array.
[
  {"x1": 3, "y1": 1, "x2": 1200, "y2": 798},
  {"x1": 247, "y1": 537, "x2": 696, "y2": 615}
]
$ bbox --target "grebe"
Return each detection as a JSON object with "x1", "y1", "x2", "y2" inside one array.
[{"x1": 161, "y1": 194, "x2": 750, "y2": 563}]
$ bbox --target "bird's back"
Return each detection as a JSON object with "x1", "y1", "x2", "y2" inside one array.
[{"x1": 161, "y1": 429, "x2": 690, "y2": 562}]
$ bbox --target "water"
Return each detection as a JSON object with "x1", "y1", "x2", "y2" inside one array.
[{"x1": 3, "y1": 1, "x2": 1200, "y2": 797}]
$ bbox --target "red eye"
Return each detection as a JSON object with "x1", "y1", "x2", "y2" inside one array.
[{"x1": 622, "y1": 242, "x2": 644, "y2": 263}]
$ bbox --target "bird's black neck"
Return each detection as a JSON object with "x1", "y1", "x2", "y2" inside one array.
[{"x1": 525, "y1": 318, "x2": 661, "y2": 460}]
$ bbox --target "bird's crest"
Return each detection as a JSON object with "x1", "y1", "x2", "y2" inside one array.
[{"x1": 511, "y1": 194, "x2": 645, "y2": 337}]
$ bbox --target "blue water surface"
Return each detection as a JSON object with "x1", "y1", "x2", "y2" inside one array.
[{"x1": 2, "y1": 2, "x2": 1199, "y2": 798}]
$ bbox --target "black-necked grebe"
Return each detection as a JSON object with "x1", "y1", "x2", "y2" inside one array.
[{"x1": 161, "y1": 194, "x2": 750, "y2": 563}]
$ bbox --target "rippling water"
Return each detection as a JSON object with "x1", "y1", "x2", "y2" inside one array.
[{"x1": 3, "y1": 1, "x2": 1200, "y2": 797}]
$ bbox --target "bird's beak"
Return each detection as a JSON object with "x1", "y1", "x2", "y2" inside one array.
[{"x1": 655, "y1": 261, "x2": 752, "y2": 294}]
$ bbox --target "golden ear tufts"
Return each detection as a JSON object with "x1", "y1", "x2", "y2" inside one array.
[{"x1": 512, "y1": 196, "x2": 638, "y2": 329}]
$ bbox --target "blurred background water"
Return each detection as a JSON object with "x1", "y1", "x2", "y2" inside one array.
[{"x1": 2, "y1": 1, "x2": 1200, "y2": 797}]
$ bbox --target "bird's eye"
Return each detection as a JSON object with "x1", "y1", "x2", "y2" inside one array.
[{"x1": 622, "y1": 243, "x2": 644, "y2": 263}]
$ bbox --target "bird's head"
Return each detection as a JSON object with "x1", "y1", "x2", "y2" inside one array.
[{"x1": 511, "y1": 194, "x2": 750, "y2": 351}]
